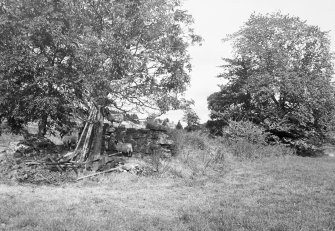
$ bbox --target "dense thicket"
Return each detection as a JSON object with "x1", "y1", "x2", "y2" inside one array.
[{"x1": 208, "y1": 13, "x2": 335, "y2": 151}]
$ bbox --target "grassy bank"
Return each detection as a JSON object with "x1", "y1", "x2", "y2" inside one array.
[{"x1": 0, "y1": 155, "x2": 334, "y2": 230}]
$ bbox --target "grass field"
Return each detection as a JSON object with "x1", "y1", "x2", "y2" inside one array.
[{"x1": 1, "y1": 155, "x2": 334, "y2": 231}]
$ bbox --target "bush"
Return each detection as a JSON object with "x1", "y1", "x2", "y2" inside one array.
[
  {"x1": 224, "y1": 120, "x2": 269, "y2": 144},
  {"x1": 224, "y1": 120, "x2": 294, "y2": 159},
  {"x1": 227, "y1": 139, "x2": 294, "y2": 159}
]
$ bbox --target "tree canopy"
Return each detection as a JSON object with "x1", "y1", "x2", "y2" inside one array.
[
  {"x1": 208, "y1": 12, "x2": 335, "y2": 144},
  {"x1": 0, "y1": 0, "x2": 201, "y2": 135},
  {"x1": 183, "y1": 108, "x2": 200, "y2": 131},
  {"x1": 0, "y1": 0, "x2": 82, "y2": 135}
]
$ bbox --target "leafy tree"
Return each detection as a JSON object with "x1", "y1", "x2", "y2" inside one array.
[
  {"x1": 0, "y1": 0, "x2": 83, "y2": 136},
  {"x1": 176, "y1": 120, "x2": 183, "y2": 130},
  {"x1": 0, "y1": 0, "x2": 201, "y2": 140},
  {"x1": 69, "y1": 0, "x2": 201, "y2": 113},
  {"x1": 183, "y1": 108, "x2": 200, "y2": 131},
  {"x1": 208, "y1": 12, "x2": 335, "y2": 148},
  {"x1": 70, "y1": 0, "x2": 200, "y2": 162}
]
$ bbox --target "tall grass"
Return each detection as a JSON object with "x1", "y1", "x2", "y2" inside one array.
[
  {"x1": 144, "y1": 130, "x2": 231, "y2": 178},
  {"x1": 1, "y1": 125, "x2": 334, "y2": 230},
  {"x1": 145, "y1": 125, "x2": 293, "y2": 179}
]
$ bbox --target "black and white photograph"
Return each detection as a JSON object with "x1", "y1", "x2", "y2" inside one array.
[{"x1": 0, "y1": 0, "x2": 334, "y2": 230}]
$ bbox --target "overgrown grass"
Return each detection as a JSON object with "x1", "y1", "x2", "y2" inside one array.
[
  {"x1": 145, "y1": 128, "x2": 293, "y2": 179},
  {"x1": 145, "y1": 130, "x2": 231, "y2": 178},
  {"x1": 1, "y1": 128, "x2": 334, "y2": 230},
  {"x1": 0, "y1": 156, "x2": 334, "y2": 230}
]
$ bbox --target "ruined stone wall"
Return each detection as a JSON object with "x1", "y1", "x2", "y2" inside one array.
[{"x1": 104, "y1": 125, "x2": 175, "y2": 157}]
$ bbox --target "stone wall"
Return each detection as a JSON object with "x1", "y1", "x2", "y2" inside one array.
[{"x1": 104, "y1": 125, "x2": 175, "y2": 157}]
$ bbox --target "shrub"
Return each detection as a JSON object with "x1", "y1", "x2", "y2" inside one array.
[
  {"x1": 223, "y1": 120, "x2": 294, "y2": 159},
  {"x1": 224, "y1": 120, "x2": 269, "y2": 145},
  {"x1": 227, "y1": 138, "x2": 294, "y2": 159}
]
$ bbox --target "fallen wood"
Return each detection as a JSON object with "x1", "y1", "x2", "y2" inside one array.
[
  {"x1": 76, "y1": 167, "x2": 119, "y2": 181},
  {"x1": 68, "y1": 108, "x2": 95, "y2": 161},
  {"x1": 36, "y1": 173, "x2": 52, "y2": 184},
  {"x1": 80, "y1": 122, "x2": 94, "y2": 163},
  {"x1": 44, "y1": 160, "x2": 77, "y2": 165},
  {"x1": 108, "y1": 152, "x2": 122, "y2": 156},
  {"x1": 25, "y1": 161, "x2": 41, "y2": 165},
  {"x1": 47, "y1": 156, "x2": 63, "y2": 172}
]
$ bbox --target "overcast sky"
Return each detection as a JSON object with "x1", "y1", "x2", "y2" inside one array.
[{"x1": 160, "y1": 0, "x2": 335, "y2": 124}]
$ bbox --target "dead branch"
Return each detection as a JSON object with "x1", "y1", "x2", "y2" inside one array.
[
  {"x1": 108, "y1": 152, "x2": 122, "y2": 156},
  {"x1": 76, "y1": 167, "x2": 119, "y2": 181},
  {"x1": 47, "y1": 156, "x2": 63, "y2": 172},
  {"x1": 25, "y1": 161, "x2": 41, "y2": 165}
]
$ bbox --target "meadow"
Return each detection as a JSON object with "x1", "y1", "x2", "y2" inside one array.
[{"x1": 0, "y1": 131, "x2": 334, "y2": 231}]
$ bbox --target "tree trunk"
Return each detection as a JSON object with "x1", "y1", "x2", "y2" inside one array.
[
  {"x1": 88, "y1": 106, "x2": 104, "y2": 171},
  {"x1": 69, "y1": 105, "x2": 108, "y2": 171},
  {"x1": 63, "y1": 103, "x2": 120, "y2": 172},
  {"x1": 38, "y1": 114, "x2": 48, "y2": 137},
  {"x1": 80, "y1": 122, "x2": 94, "y2": 163}
]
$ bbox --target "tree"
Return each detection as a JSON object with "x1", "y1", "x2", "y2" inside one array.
[
  {"x1": 208, "y1": 12, "x2": 335, "y2": 147},
  {"x1": 0, "y1": 0, "x2": 83, "y2": 136},
  {"x1": 69, "y1": 0, "x2": 200, "y2": 113},
  {"x1": 183, "y1": 108, "x2": 200, "y2": 131},
  {"x1": 70, "y1": 0, "x2": 200, "y2": 164},
  {"x1": 1, "y1": 0, "x2": 201, "y2": 165},
  {"x1": 176, "y1": 120, "x2": 183, "y2": 130}
]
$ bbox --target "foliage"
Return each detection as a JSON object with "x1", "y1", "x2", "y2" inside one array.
[
  {"x1": 0, "y1": 0, "x2": 82, "y2": 136},
  {"x1": 67, "y1": 0, "x2": 201, "y2": 113},
  {"x1": 124, "y1": 113, "x2": 140, "y2": 124},
  {"x1": 208, "y1": 12, "x2": 335, "y2": 151},
  {"x1": 176, "y1": 120, "x2": 183, "y2": 129},
  {"x1": 205, "y1": 119, "x2": 227, "y2": 136},
  {"x1": 224, "y1": 120, "x2": 269, "y2": 145},
  {"x1": 183, "y1": 108, "x2": 200, "y2": 131},
  {"x1": 223, "y1": 120, "x2": 294, "y2": 159},
  {"x1": 0, "y1": 0, "x2": 201, "y2": 136}
]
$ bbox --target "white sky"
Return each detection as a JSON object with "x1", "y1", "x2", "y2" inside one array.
[{"x1": 160, "y1": 0, "x2": 335, "y2": 125}]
